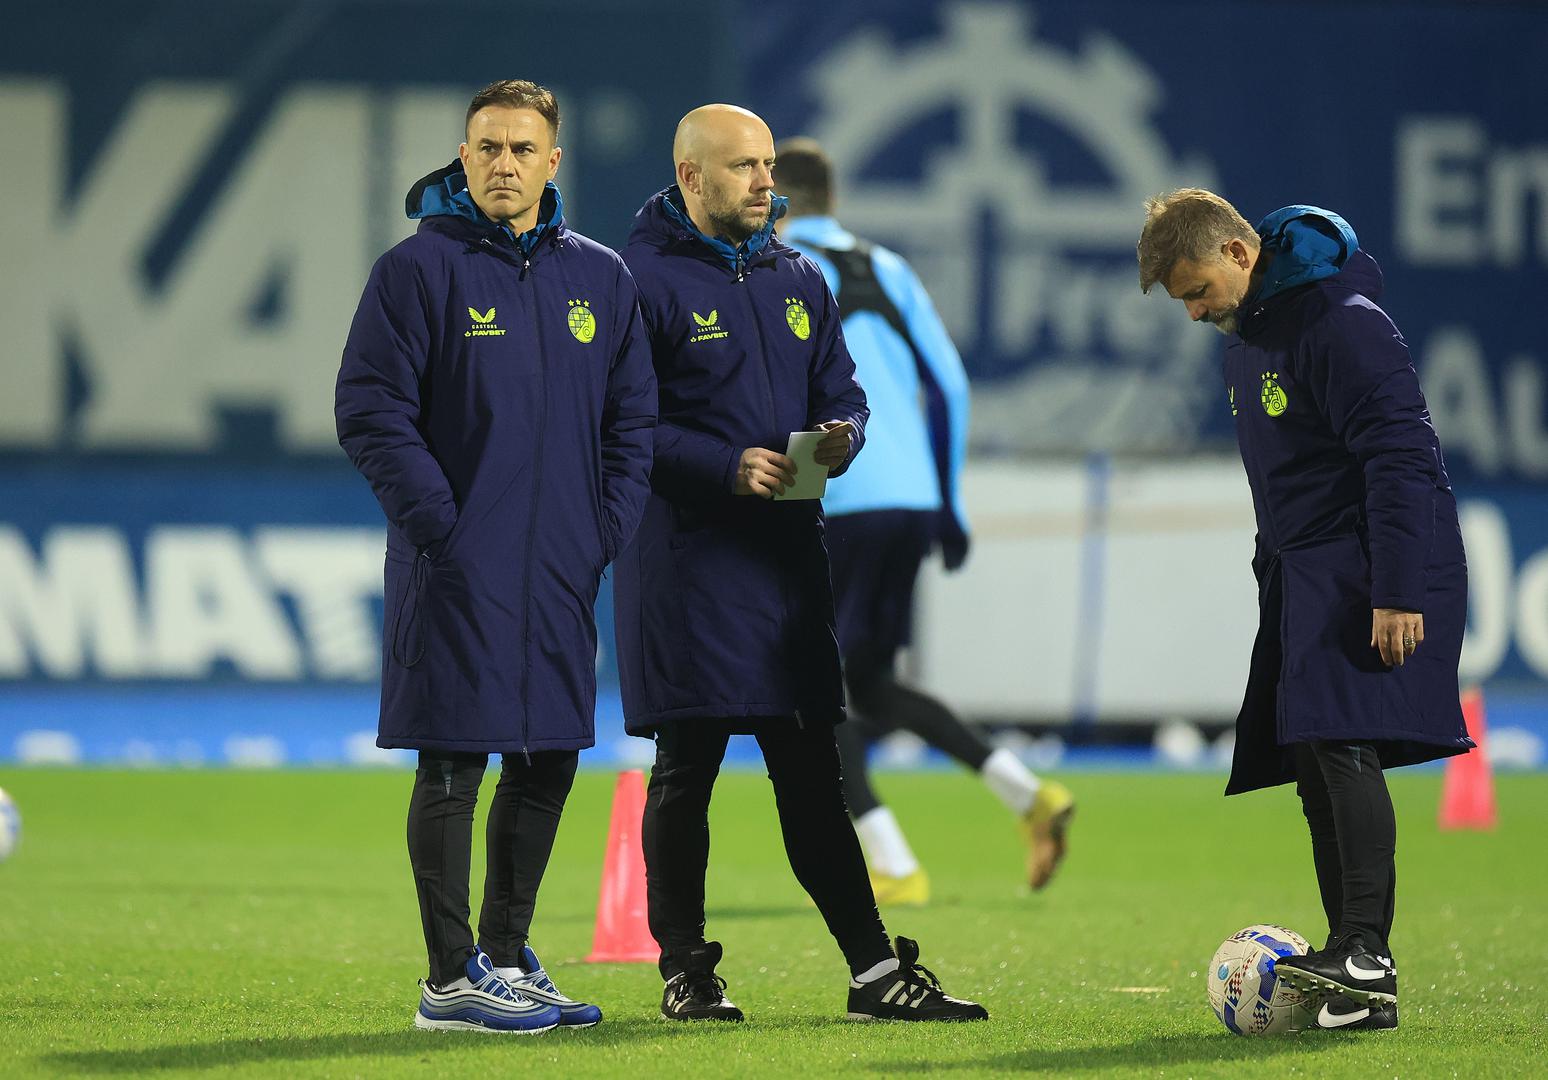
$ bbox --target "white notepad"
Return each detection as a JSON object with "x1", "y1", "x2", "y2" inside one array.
[{"x1": 773, "y1": 431, "x2": 831, "y2": 501}]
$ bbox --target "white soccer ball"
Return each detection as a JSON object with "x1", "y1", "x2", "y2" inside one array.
[
  {"x1": 0, "y1": 788, "x2": 20, "y2": 862},
  {"x1": 1207, "y1": 924, "x2": 1316, "y2": 1036}
]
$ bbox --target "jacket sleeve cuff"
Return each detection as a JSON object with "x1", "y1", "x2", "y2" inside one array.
[
  {"x1": 722, "y1": 446, "x2": 746, "y2": 493},
  {"x1": 1370, "y1": 573, "x2": 1425, "y2": 612},
  {"x1": 406, "y1": 503, "x2": 458, "y2": 551}
]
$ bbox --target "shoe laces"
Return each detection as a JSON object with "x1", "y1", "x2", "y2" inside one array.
[
  {"x1": 471, "y1": 967, "x2": 523, "y2": 1002},
  {"x1": 514, "y1": 947, "x2": 564, "y2": 996},
  {"x1": 900, "y1": 960, "x2": 943, "y2": 994},
  {"x1": 893, "y1": 938, "x2": 942, "y2": 995},
  {"x1": 465, "y1": 954, "x2": 525, "y2": 1002},
  {"x1": 671, "y1": 970, "x2": 728, "y2": 1006},
  {"x1": 519, "y1": 966, "x2": 561, "y2": 996}
]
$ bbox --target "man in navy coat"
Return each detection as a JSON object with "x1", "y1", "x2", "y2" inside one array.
[
  {"x1": 337, "y1": 80, "x2": 656, "y2": 1033},
  {"x1": 1138, "y1": 188, "x2": 1473, "y2": 1032},
  {"x1": 614, "y1": 104, "x2": 985, "y2": 1024}
]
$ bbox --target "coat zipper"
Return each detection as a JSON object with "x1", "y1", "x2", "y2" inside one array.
[
  {"x1": 736, "y1": 251, "x2": 794, "y2": 689},
  {"x1": 736, "y1": 253, "x2": 780, "y2": 434},
  {"x1": 518, "y1": 243, "x2": 545, "y2": 764}
]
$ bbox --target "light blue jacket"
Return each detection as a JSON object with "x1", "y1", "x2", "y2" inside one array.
[{"x1": 779, "y1": 216, "x2": 970, "y2": 533}]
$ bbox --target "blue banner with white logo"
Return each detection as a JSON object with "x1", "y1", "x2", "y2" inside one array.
[
  {"x1": 739, "y1": 1, "x2": 1548, "y2": 480},
  {"x1": 2, "y1": 1, "x2": 1545, "y2": 762}
]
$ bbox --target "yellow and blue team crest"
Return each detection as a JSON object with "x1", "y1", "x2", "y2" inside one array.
[
  {"x1": 785, "y1": 297, "x2": 810, "y2": 341},
  {"x1": 567, "y1": 299, "x2": 597, "y2": 343},
  {"x1": 1260, "y1": 372, "x2": 1288, "y2": 417}
]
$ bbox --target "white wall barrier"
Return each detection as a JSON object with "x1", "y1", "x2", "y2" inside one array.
[
  {"x1": 915, "y1": 457, "x2": 1259, "y2": 721},
  {"x1": 915, "y1": 457, "x2": 1548, "y2": 723}
]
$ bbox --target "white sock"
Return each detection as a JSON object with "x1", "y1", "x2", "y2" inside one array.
[
  {"x1": 980, "y1": 746, "x2": 1040, "y2": 817},
  {"x1": 851, "y1": 957, "x2": 901, "y2": 986},
  {"x1": 853, "y1": 807, "x2": 920, "y2": 878}
]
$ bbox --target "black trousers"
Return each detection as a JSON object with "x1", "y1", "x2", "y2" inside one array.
[
  {"x1": 642, "y1": 718, "x2": 894, "y2": 979},
  {"x1": 1294, "y1": 740, "x2": 1397, "y2": 956},
  {"x1": 407, "y1": 749, "x2": 578, "y2": 985},
  {"x1": 827, "y1": 511, "x2": 993, "y2": 819},
  {"x1": 835, "y1": 679, "x2": 994, "y2": 819}
]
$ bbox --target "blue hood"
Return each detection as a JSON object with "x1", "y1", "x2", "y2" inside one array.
[
  {"x1": 627, "y1": 185, "x2": 787, "y2": 272},
  {"x1": 405, "y1": 160, "x2": 563, "y2": 251},
  {"x1": 1251, "y1": 205, "x2": 1359, "y2": 304}
]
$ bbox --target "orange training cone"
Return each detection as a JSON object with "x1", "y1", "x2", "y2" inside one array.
[
  {"x1": 1438, "y1": 686, "x2": 1498, "y2": 831},
  {"x1": 585, "y1": 769, "x2": 659, "y2": 963}
]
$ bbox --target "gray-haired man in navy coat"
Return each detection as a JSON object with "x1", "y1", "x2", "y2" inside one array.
[{"x1": 1138, "y1": 188, "x2": 1472, "y2": 1033}]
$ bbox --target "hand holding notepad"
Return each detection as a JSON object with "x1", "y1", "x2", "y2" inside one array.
[{"x1": 774, "y1": 421, "x2": 855, "y2": 502}]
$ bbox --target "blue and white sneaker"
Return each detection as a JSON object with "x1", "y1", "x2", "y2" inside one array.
[
  {"x1": 495, "y1": 946, "x2": 603, "y2": 1028},
  {"x1": 415, "y1": 949, "x2": 561, "y2": 1034}
]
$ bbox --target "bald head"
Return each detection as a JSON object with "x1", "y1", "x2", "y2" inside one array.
[
  {"x1": 673, "y1": 104, "x2": 770, "y2": 170},
  {"x1": 672, "y1": 104, "x2": 777, "y2": 246}
]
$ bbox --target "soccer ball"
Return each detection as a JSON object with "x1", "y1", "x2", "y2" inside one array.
[
  {"x1": 1207, "y1": 924, "x2": 1316, "y2": 1036},
  {"x1": 0, "y1": 788, "x2": 19, "y2": 862}
]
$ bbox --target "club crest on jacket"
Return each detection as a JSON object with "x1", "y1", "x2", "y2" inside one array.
[
  {"x1": 567, "y1": 299, "x2": 596, "y2": 343},
  {"x1": 785, "y1": 298, "x2": 811, "y2": 341},
  {"x1": 1260, "y1": 372, "x2": 1288, "y2": 417}
]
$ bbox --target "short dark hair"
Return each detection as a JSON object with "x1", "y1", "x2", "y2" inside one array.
[
  {"x1": 773, "y1": 137, "x2": 833, "y2": 216},
  {"x1": 465, "y1": 80, "x2": 560, "y2": 140}
]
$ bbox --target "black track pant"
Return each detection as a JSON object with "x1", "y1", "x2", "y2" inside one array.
[
  {"x1": 826, "y1": 511, "x2": 993, "y2": 819},
  {"x1": 407, "y1": 749, "x2": 578, "y2": 985},
  {"x1": 1294, "y1": 740, "x2": 1397, "y2": 956},
  {"x1": 835, "y1": 670, "x2": 994, "y2": 818},
  {"x1": 642, "y1": 718, "x2": 894, "y2": 980}
]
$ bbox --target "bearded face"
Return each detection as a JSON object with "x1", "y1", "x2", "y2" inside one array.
[
  {"x1": 698, "y1": 160, "x2": 774, "y2": 244},
  {"x1": 1164, "y1": 243, "x2": 1258, "y2": 337}
]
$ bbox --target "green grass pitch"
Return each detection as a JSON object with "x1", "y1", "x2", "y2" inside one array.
[{"x1": 1, "y1": 767, "x2": 1544, "y2": 1078}]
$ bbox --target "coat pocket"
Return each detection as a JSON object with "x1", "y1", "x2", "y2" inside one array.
[
  {"x1": 1277, "y1": 534, "x2": 1387, "y2": 738},
  {"x1": 388, "y1": 550, "x2": 433, "y2": 668},
  {"x1": 424, "y1": 510, "x2": 467, "y2": 565},
  {"x1": 1279, "y1": 535, "x2": 1379, "y2": 675}
]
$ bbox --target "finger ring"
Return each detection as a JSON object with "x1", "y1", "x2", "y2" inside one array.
[{"x1": 1403, "y1": 636, "x2": 1415, "y2": 647}]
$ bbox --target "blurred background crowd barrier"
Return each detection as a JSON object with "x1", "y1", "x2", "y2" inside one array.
[{"x1": 3, "y1": 1, "x2": 1545, "y2": 767}]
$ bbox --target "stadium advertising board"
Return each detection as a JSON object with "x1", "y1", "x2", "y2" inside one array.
[{"x1": 2, "y1": 1, "x2": 1544, "y2": 761}]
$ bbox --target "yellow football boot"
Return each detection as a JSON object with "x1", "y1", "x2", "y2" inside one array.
[
  {"x1": 868, "y1": 867, "x2": 931, "y2": 907},
  {"x1": 1022, "y1": 780, "x2": 1075, "y2": 890}
]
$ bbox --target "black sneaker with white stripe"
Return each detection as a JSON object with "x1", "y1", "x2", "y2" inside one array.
[
  {"x1": 660, "y1": 941, "x2": 743, "y2": 1022},
  {"x1": 846, "y1": 937, "x2": 988, "y2": 1022},
  {"x1": 1348, "y1": 1002, "x2": 1399, "y2": 1031},
  {"x1": 1310, "y1": 995, "x2": 1399, "y2": 1031},
  {"x1": 1273, "y1": 934, "x2": 1397, "y2": 1006}
]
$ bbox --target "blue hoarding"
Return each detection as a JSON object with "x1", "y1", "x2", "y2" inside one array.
[
  {"x1": 2, "y1": 1, "x2": 1544, "y2": 762},
  {"x1": 742, "y1": 2, "x2": 1548, "y2": 475}
]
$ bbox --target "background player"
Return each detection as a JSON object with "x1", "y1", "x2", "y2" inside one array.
[{"x1": 775, "y1": 138, "x2": 1075, "y2": 904}]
